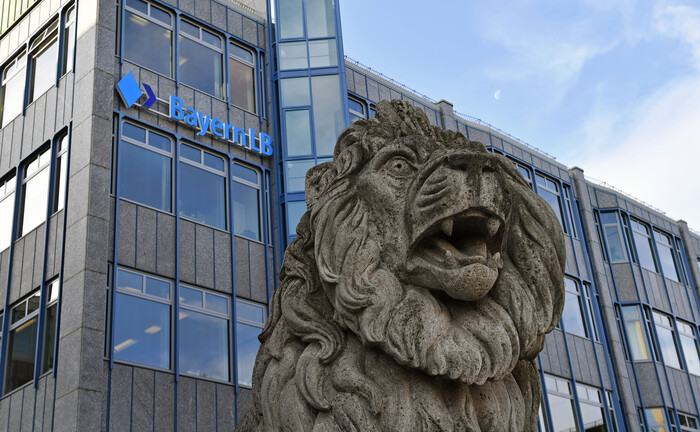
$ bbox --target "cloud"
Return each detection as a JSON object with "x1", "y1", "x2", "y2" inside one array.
[{"x1": 494, "y1": 89, "x2": 501, "y2": 100}]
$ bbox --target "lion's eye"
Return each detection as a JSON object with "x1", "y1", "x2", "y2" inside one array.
[{"x1": 383, "y1": 156, "x2": 416, "y2": 178}]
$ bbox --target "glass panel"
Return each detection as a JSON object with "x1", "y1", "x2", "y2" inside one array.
[
  {"x1": 0, "y1": 190, "x2": 15, "y2": 251},
  {"x1": 63, "y1": 7, "x2": 76, "y2": 73},
  {"x1": 233, "y1": 164, "x2": 258, "y2": 184},
  {"x1": 1, "y1": 54, "x2": 27, "y2": 128},
  {"x1": 31, "y1": 31, "x2": 58, "y2": 100},
  {"x1": 280, "y1": 77, "x2": 310, "y2": 107},
  {"x1": 562, "y1": 291, "x2": 587, "y2": 337},
  {"x1": 680, "y1": 334, "x2": 700, "y2": 375},
  {"x1": 547, "y1": 393, "x2": 579, "y2": 432},
  {"x1": 179, "y1": 36, "x2": 223, "y2": 98},
  {"x1": 308, "y1": 39, "x2": 337, "y2": 68},
  {"x1": 122, "y1": 122, "x2": 146, "y2": 142},
  {"x1": 604, "y1": 224, "x2": 627, "y2": 262},
  {"x1": 148, "y1": 131, "x2": 171, "y2": 152},
  {"x1": 179, "y1": 162, "x2": 226, "y2": 229},
  {"x1": 150, "y1": 6, "x2": 171, "y2": 25},
  {"x1": 54, "y1": 147, "x2": 67, "y2": 212},
  {"x1": 237, "y1": 301, "x2": 264, "y2": 323},
  {"x1": 232, "y1": 181, "x2": 260, "y2": 240},
  {"x1": 286, "y1": 201, "x2": 306, "y2": 236},
  {"x1": 126, "y1": 0, "x2": 148, "y2": 13},
  {"x1": 236, "y1": 322, "x2": 262, "y2": 386},
  {"x1": 203, "y1": 152, "x2": 225, "y2": 172},
  {"x1": 655, "y1": 233, "x2": 679, "y2": 282},
  {"x1": 180, "y1": 20, "x2": 199, "y2": 37},
  {"x1": 286, "y1": 159, "x2": 314, "y2": 192},
  {"x1": 42, "y1": 303, "x2": 57, "y2": 373},
  {"x1": 655, "y1": 324, "x2": 681, "y2": 368},
  {"x1": 180, "y1": 144, "x2": 200, "y2": 162},
  {"x1": 580, "y1": 402, "x2": 607, "y2": 432},
  {"x1": 123, "y1": 10, "x2": 172, "y2": 76},
  {"x1": 145, "y1": 277, "x2": 170, "y2": 299},
  {"x1": 230, "y1": 43, "x2": 253, "y2": 63},
  {"x1": 119, "y1": 141, "x2": 172, "y2": 211},
  {"x1": 206, "y1": 293, "x2": 228, "y2": 314},
  {"x1": 285, "y1": 110, "x2": 312, "y2": 156},
  {"x1": 537, "y1": 188, "x2": 565, "y2": 232},
  {"x1": 311, "y1": 75, "x2": 343, "y2": 156},
  {"x1": 179, "y1": 309, "x2": 229, "y2": 380},
  {"x1": 229, "y1": 56, "x2": 256, "y2": 112},
  {"x1": 278, "y1": 0, "x2": 303, "y2": 39},
  {"x1": 20, "y1": 164, "x2": 50, "y2": 236},
  {"x1": 180, "y1": 285, "x2": 202, "y2": 308},
  {"x1": 633, "y1": 230, "x2": 657, "y2": 271},
  {"x1": 306, "y1": 0, "x2": 335, "y2": 38},
  {"x1": 645, "y1": 408, "x2": 669, "y2": 432},
  {"x1": 202, "y1": 29, "x2": 221, "y2": 48},
  {"x1": 117, "y1": 268, "x2": 143, "y2": 293},
  {"x1": 621, "y1": 306, "x2": 650, "y2": 361},
  {"x1": 5, "y1": 317, "x2": 38, "y2": 392},
  {"x1": 279, "y1": 41, "x2": 308, "y2": 70},
  {"x1": 113, "y1": 292, "x2": 170, "y2": 369}
]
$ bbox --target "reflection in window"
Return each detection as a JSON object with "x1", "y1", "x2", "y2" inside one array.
[
  {"x1": 42, "y1": 279, "x2": 60, "y2": 373},
  {"x1": 678, "y1": 321, "x2": 700, "y2": 376},
  {"x1": 286, "y1": 159, "x2": 314, "y2": 192},
  {"x1": 5, "y1": 291, "x2": 41, "y2": 392},
  {"x1": 118, "y1": 122, "x2": 172, "y2": 211},
  {"x1": 179, "y1": 20, "x2": 223, "y2": 98},
  {"x1": 29, "y1": 21, "x2": 59, "y2": 102},
  {"x1": 621, "y1": 306, "x2": 650, "y2": 361},
  {"x1": 53, "y1": 135, "x2": 68, "y2": 212},
  {"x1": 562, "y1": 278, "x2": 587, "y2": 338},
  {"x1": 308, "y1": 39, "x2": 337, "y2": 68},
  {"x1": 279, "y1": 41, "x2": 308, "y2": 70},
  {"x1": 1, "y1": 51, "x2": 27, "y2": 128},
  {"x1": 179, "y1": 285, "x2": 230, "y2": 381},
  {"x1": 236, "y1": 300, "x2": 266, "y2": 387},
  {"x1": 513, "y1": 162, "x2": 532, "y2": 189},
  {"x1": 233, "y1": 164, "x2": 261, "y2": 241},
  {"x1": 674, "y1": 411, "x2": 699, "y2": 432},
  {"x1": 278, "y1": 0, "x2": 303, "y2": 39},
  {"x1": 654, "y1": 230, "x2": 679, "y2": 282},
  {"x1": 630, "y1": 219, "x2": 657, "y2": 272},
  {"x1": 62, "y1": 5, "x2": 76, "y2": 74},
  {"x1": 280, "y1": 77, "x2": 310, "y2": 107},
  {"x1": 545, "y1": 374, "x2": 579, "y2": 432},
  {"x1": 563, "y1": 186, "x2": 578, "y2": 238},
  {"x1": 284, "y1": 109, "x2": 312, "y2": 156},
  {"x1": 652, "y1": 311, "x2": 681, "y2": 369},
  {"x1": 645, "y1": 408, "x2": 669, "y2": 432},
  {"x1": 123, "y1": 0, "x2": 173, "y2": 77},
  {"x1": 179, "y1": 144, "x2": 226, "y2": 229},
  {"x1": 306, "y1": 0, "x2": 335, "y2": 38},
  {"x1": 576, "y1": 383, "x2": 616, "y2": 432},
  {"x1": 583, "y1": 283, "x2": 600, "y2": 342},
  {"x1": 229, "y1": 43, "x2": 256, "y2": 113},
  {"x1": 0, "y1": 174, "x2": 16, "y2": 251},
  {"x1": 600, "y1": 212, "x2": 627, "y2": 263},
  {"x1": 286, "y1": 200, "x2": 306, "y2": 240},
  {"x1": 19, "y1": 148, "x2": 51, "y2": 236},
  {"x1": 535, "y1": 174, "x2": 566, "y2": 233},
  {"x1": 311, "y1": 75, "x2": 343, "y2": 156},
  {"x1": 348, "y1": 96, "x2": 366, "y2": 123},
  {"x1": 113, "y1": 268, "x2": 171, "y2": 369}
]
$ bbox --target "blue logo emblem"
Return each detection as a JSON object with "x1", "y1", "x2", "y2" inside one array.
[{"x1": 116, "y1": 72, "x2": 156, "y2": 108}]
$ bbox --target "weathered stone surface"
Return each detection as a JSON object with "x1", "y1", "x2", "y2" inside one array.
[{"x1": 237, "y1": 100, "x2": 566, "y2": 431}]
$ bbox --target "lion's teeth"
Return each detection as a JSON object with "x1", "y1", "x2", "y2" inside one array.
[
  {"x1": 487, "y1": 218, "x2": 500, "y2": 237},
  {"x1": 440, "y1": 218, "x2": 454, "y2": 237}
]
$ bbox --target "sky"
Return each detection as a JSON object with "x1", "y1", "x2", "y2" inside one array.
[{"x1": 338, "y1": 0, "x2": 700, "y2": 232}]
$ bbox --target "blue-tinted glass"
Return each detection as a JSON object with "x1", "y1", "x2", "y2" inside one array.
[
  {"x1": 306, "y1": 0, "x2": 335, "y2": 38},
  {"x1": 278, "y1": 0, "x2": 303, "y2": 39},
  {"x1": 537, "y1": 188, "x2": 564, "y2": 231},
  {"x1": 633, "y1": 231, "x2": 657, "y2": 272},
  {"x1": 562, "y1": 291, "x2": 587, "y2": 338},
  {"x1": 236, "y1": 323, "x2": 262, "y2": 386},
  {"x1": 621, "y1": 306, "x2": 650, "y2": 360},
  {"x1": 229, "y1": 56, "x2": 256, "y2": 112},
  {"x1": 311, "y1": 75, "x2": 343, "y2": 155},
  {"x1": 680, "y1": 334, "x2": 700, "y2": 375},
  {"x1": 206, "y1": 293, "x2": 228, "y2": 314},
  {"x1": 236, "y1": 301, "x2": 264, "y2": 323},
  {"x1": 287, "y1": 201, "x2": 306, "y2": 236},
  {"x1": 535, "y1": 174, "x2": 546, "y2": 188},
  {"x1": 179, "y1": 36, "x2": 223, "y2": 98},
  {"x1": 113, "y1": 292, "x2": 170, "y2": 369},
  {"x1": 0, "y1": 190, "x2": 15, "y2": 252},
  {"x1": 5, "y1": 317, "x2": 37, "y2": 392},
  {"x1": 599, "y1": 212, "x2": 617, "y2": 226},
  {"x1": 126, "y1": 0, "x2": 148, "y2": 14},
  {"x1": 517, "y1": 165, "x2": 530, "y2": 181},
  {"x1": 180, "y1": 285, "x2": 202, "y2": 308},
  {"x1": 285, "y1": 110, "x2": 312, "y2": 156},
  {"x1": 118, "y1": 269, "x2": 143, "y2": 293},
  {"x1": 546, "y1": 393, "x2": 578, "y2": 432},
  {"x1": 122, "y1": 123, "x2": 146, "y2": 142},
  {"x1": 202, "y1": 29, "x2": 221, "y2": 48},
  {"x1": 230, "y1": 43, "x2": 253, "y2": 63},
  {"x1": 579, "y1": 403, "x2": 607, "y2": 432},
  {"x1": 604, "y1": 225, "x2": 627, "y2": 262},
  {"x1": 148, "y1": 131, "x2": 171, "y2": 151},
  {"x1": 180, "y1": 20, "x2": 199, "y2": 37},
  {"x1": 233, "y1": 181, "x2": 260, "y2": 240},
  {"x1": 286, "y1": 159, "x2": 314, "y2": 192},
  {"x1": 124, "y1": 10, "x2": 172, "y2": 76},
  {"x1": 180, "y1": 310, "x2": 229, "y2": 380},
  {"x1": 145, "y1": 277, "x2": 170, "y2": 299},
  {"x1": 655, "y1": 234, "x2": 679, "y2": 282},
  {"x1": 119, "y1": 141, "x2": 172, "y2": 211},
  {"x1": 181, "y1": 144, "x2": 200, "y2": 162},
  {"x1": 233, "y1": 164, "x2": 258, "y2": 184},
  {"x1": 179, "y1": 162, "x2": 226, "y2": 229},
  {"x1": 317, "y1": 157, "x2": 332, "y2": 164},
  {"x1": 149, "y1": 5, "x2": 171, "y2": 25},
  {"x1": 347, "y1": 98, "x2": 364, "y2": 114},
  {"x1": 279, "y1": 41, "x2": 308, "y2": 70},
  {"x1": 280, "y1": 77, "x2": 310, "y2": 107},
  {"x1": 655, "y1": 325, "x2": 681, "y2": 368},
  {"x1": 308, "y1": 39, "x2": 337, "y2": 68},
  {"x1": 203, "y1": 152, "x2": 225, "y2": 172},
  {"x1": 31, "y1": 33, "x2": 58, "y2": 101},
  {"x1": 645, "y1": 408, "x2": 669, "y2": 432}
]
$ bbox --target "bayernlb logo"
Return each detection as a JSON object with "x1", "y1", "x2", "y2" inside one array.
[{"x1": 116, "y1": 72, "x2": 157, "y2": 108}]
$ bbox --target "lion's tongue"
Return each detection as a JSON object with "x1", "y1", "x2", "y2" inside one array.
[{"x1": 428, "y1": 238, "x2": 487, "y2": 266}]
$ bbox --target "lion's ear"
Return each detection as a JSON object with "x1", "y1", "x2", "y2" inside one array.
[{"x1": 305, "y1": 162, "x2": 334, "y2": 211}]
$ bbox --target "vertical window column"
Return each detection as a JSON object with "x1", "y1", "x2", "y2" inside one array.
[
  {"x1": 235, "y1": 300, "x2": 266, "y2": 387},
  {"x1": 631, "y1": 219, "x2": 658, "y2": 272},
  {"x1": 654, "y1": 230, "x2": 680, "y2": 282},
  {"x1": 229, "y1": 43, "x2": 257, "y2": 113},
  {"x1": 19, "y1": 148, "x2": 51, "y2": 237},
  {"x1": 600, "y1": 212, "x2": 628, "y2": 263},
  {"x1": 561, "y1": 278, "x2": 588, "y2": 338},
  {"x1": 29, "y1": 20, "x2": 59, "y2": 102},
  {"x1": 621, "y1": 305, "x2": 651, "y2": 361},
  {"x1": 62, "y1": 5, "x2": 76, "y2": 74},
  {"x1": 232, "y1": 164, "x2": 262, "y2": 241},
  {"x1": 1, "y1": 51, "x2": 27, "y2": 128},
  {"x1": 535, "y1": 173, "x2": 566, "y2": 233},
  {"x1": 544, "y1": 374, "x2": 580, "y2": 432},
  {"x1": 179, "y1": 20, "x2": 223, "y2": 98},
  {"x1": 0, "y1": 174, "x2": 16, "y2": 252},
  {"x1": 123, "y1": 0, "x2": 173, "y2": 77},
  {"x1": 678, "y1": 321, "x2": 700, "y2": 376},
  {"x1": 4, "y1": 292, "x2": 40, "y2": 393},
  {"x1": 651, "y1": 311, "x2": 682, "y2": 369}
]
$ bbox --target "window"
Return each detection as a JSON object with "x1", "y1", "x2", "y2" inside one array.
[
  {"x1": 62, "y1": 5, "x2": 76, "y2": 74},
  {"x1": 678, "y1": 321, "x2": 700, "y2": 375},
  {"x1": 600, "y1": 212, "x2": 627, "y2": 263},
  {"x1": 696, "y1": 257, "x2": 700, "y2": 273},
  {"x1": 279, "y1": 41, "x2": 308, "y2": 70},
  {"x1": 179, "y1": 143, "x2": 226, "y2": 229},
  {"x1": 286, "y1": 159, "x2": 314, "y2": 192},
  {"x1": 544, "y1": 374, "x2": 580, "y2": 432},
  {"x1": 514, "y1": 162, "x2": 533, "y2": 189},
  {"x1": 645, "y1": 408, "x2": 670, "y2": 432},
  {"x1": 112, "y1": 268, "x2": 171, "y2": 369},
  {"x1": 229, "y1": 42, "x2": 256, "y2": 113},
  {"x1": 179, "y1": 285, "x2": 230, "y2": 381},
  {"x1": 179, "y1": 19, "x2": 223, "y2": 98},
  {"x1": 308, "y1": 39, "x2": 337, "y2": 68},
  {"x1": 123, "y1": 0, "x2": 173, "y2": 77},
  {"x1": 232, "y1": 163, "x2": 262, "y2": 241},
  {"x1": 0, "y1": 173, "x2": 16, "y2": 252},
  {"x1": 576, "y1": 383, "x2": 617, "y2": 432},
  {"x1": 348, "y1": 96, "x2": 366, "y2": 123},
  {"x1": 286, "y1": 200, "x2": 306, "y2": 241},
  {"x1": 652, "y1": 311, "x2": 681, "y2": 369},
  {"x1": 236, "y1": 299, "x2": 266, "y2": 387},
  {"x1": 284, "y1": 109, "x2": 312, "y2": 156},
  {"x1": 621, "y1": 306, "x2": 651, "y2": 361},
  {"x1": 19, "y1": 147, "x2": 51, "y2": 236},
  {"x1": 562, "y1": 278, "x2": 588, "y2": 338},
  {"x1": 53, "y1": 135, "x2": 68, "y2": 212},
  {"x1": 29, "y1": 20, "x2": 59, "y2": 102},
  {"x1": 535, "y1": 173, "x2": 566, "y2": 233},
  {"x1": 311, "y1": 75, "x2": 344, "y2": 156},
  {"x1": 654, "y1": 230, "x2": 680, "y2": 282},
  {"x1": 673, "y1": 412, "x2": 699, "y2": 432},
  {"x1": 1, "y1": 51, "x2": 27, "y2": 128},
  {"x1": 278, "y1": 0, "x2": 303, "y2": 39},
  {"x1": 563, "y1": 185, "x2": 578, "y2": 238},
  {"x1": 306, "y1": 0, "x2": 336, "y2": 38},
  {"x1": 280, "y1": 77, "x2": 310, "y2": 107},
  {"x1": 42, "y1": 279, "x2": 59, "y2": 373},
  {"x1": 4, "y1": 291, "x2": 40, "y2": 392},
  {"x1": 583, "y1": 283, "x2": 600, "y2": 342},
  {"x1": 630, "y1": 219, "x2": 658, "y2": 272},
  {"x1": 118, "y1": 122, "x2": 172, "y2": 212}
]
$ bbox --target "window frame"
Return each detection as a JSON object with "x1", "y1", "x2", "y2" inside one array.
[
  {"x1": 348, "y1": 95, "x2": 366, "y2": 123},
  {"x1": 52, "y1": 134, "x2": 69, "y2": 213},
  {"x1": 232, "y1": 162, "x2": 263, "y2": 241},
  {"x1": 178, "y1": 18, "x2": 224, "y2": 99},
  {"x1": 0, "y1": 172, "x2": 17, "y2": 252},
  {"x1": 543, "y1": 374, "x2": 580, "y2": 432},
  {"x1": 651, "y1": 310, "x2": 682, "y2": 369},
  {"x1": 61, "y1": 4, "x2": 76, "y2": 75},
  {"x1": 178, "y1": 142, "x2": 228, "y2": 230},
  {"x1": 534, "y1": 172, "x2": 567, "y2": 234},
  {"x1": 576, "y1": 383, "x2": 617, "y2": 432},
  {"x1": 678, "y1": 321, "x2": 700, "y2": 376},
  {"x1": 620, "y1": 305, "x2": 652, "y2": 361},
  {"x1": 630, "y1": 218, "x2": 658, "y2": 272},
  {"x1": 653, "y1": 229, "x2": 681, "y2": 283},
  {"x1": 0, "y1": 50, "x2": 27, "y2": 128},
  {"x1": 4, "y1": 290, "x2": 41, "y2": 393},
  {"x1": 228, "y1": 41, "x2": 258, "y2": 113},
  {"x1": 123, "y1": 0, "x2": 174, "y2": 77},
  {"x1": 235, "y1": 298, "x2": 267, "y2": 387},
  {"x1": 28, "y1": 19, "x2": 59, "y2": 102},
  {"x1": 18, "y1": 146, "x2": 52, "y2": 237},
  {"x1": 600, "y1": 211, "x2": 628, "y2": 263},
  {"x1": 560, "y1": 277, "x2": 589, "y2": 338}
]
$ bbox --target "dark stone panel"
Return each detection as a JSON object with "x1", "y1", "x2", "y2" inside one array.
[
  {"x1": 10, "y1": 236, "x2": 25, "y2": 303},
  {"x1": 135, "y1": 206, "x2": 157, "y2": 273},
  {"x1": 43, "y1": 87, "x2": 58, "y2": 141},
  {"x1": 216, "y1": 384, "x2": 235, "y2": 430},
  {"x1": 102, "y1": 363, "x2": 109, "y2": 432},
  {"x1": 636, "y1": 362, "x2": 663, "y2": 406},
  {"x1": 11, "y1": 121, "x2": 24, "y2": 165},
  {"x1": 194, "y1": 0, "x2": 211, "y2": 22},
  {"x1": 32, "y1": 223, "x2": 46, "y2": 289},
  {"x1": 214, "y1": 230, "x2": 232, "y2": 293},
  {"x1": 156, "y1": 213, "x2": 176, "y2": 278},
  {"x1": 42, "y1": 375, "x2": 55, "y2": 431},
  {"x1": 20, "y1": 383, "x2": 35, "y2": 432},
  {"x1": 117, "y1": 200, "x2": 137, "y2": 267},
  {"x1": 33, "y1": 96, "x2": 47, "y2": 146},
  {"x1": 20, "y1": 229, "x2": 38, "y2": 297},
  {"x1": 1, "y1": 126, "x2": 12, "y2": 174},
  {"x1": 8, "y1": 389, "x2": 23, "y2": 432},
  {"x1": 242, "y1": 17, "x2": 257, "y2": 45},
  {"x1": 195, "y1": 224, "x2": 215, "y2": 289},
  {"x1": 0, "y1": 395, "x2": 9, "y2": 431},
  {"x1": 0, "y1": 249, "x2": 9, "y2": 310},
  {"x1": 353, "y1": 73, "x2": 367, "y2": 98},
  {"x1": 196, "y1": 380, "x2": 216, "y2": 431},
  {"x1": 345, "y1": 69, "x2": 355, "y2": 93},
  {"x1": 367, "y1": 80, "x2": 380, "y2": 102},
  {"x1": 46, "y1": 213, "x2": 58, "y2": 278},
  {"x1": 234, "y1": 237, "x2": 251, "y2": 298},
  {"x1": 23, "y1": 105, "x2": 36, "y2": 154},
  {"x1": 34, "y1": 375, "x2": 47, "y2": 432},
  {"x1": 644, "y1": 270, "x2": 670, "y2": 311},
  {"x1": 55, "y1": 76, "x2": 67, "y2": 129},
  {"x1": 378, "y1": 85, "x2": 391, "y2": 102},
  {"x1": 211, "y1": 3, "x2": 227, "y2": 30},
  {"x1": 668, "y1": 367, "x2": 694, "y2": 414},
  {"x1": 236, "y1": 387, "x2": 253, "y2": 421},
  {"x1": 596, "y1": 343, "x2": 612, "y2": 389},
  {"x1": 109, "y1": 364, "x2": 133, "y2": 432},
  {"x1": 612, "y1": 263, "x2": 639, "y2": 303},
  {"x1": 132, "y1": 368, "x2": 155, "y2": 432},
  {"x1": 179, "y1": 220, "x2": 196, "y2": 285},
  {"x1": 154, "y1": 372, "x2": 175, "y2": 432},
  {"x1": 555, "y1": 330, "x2": 572, "y2": 378},
  {"x1": 250, "y1": 242, "x2": 267, "y2": 303},
  {"x1": 177, "y1": 377, "x2": 196, "y2": 432}
]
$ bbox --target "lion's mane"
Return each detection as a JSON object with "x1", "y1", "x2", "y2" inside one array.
[{"x1": 237, "y1": 101, "x2": 566, "y2": 432}]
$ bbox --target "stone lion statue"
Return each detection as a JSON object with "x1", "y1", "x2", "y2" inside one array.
[{"x1": 237, "y1": 100, "x2": 566, "y2": 431}]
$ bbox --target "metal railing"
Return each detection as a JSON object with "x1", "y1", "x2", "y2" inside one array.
[
  {"x1": 584, "y1": 175, "x2": 666, "y2": 216},
  {"x1": 344, "y1": 56, "x2": 438, "y2": 104}
]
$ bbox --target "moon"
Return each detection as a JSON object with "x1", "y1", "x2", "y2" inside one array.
[{"x1": 494, "y1": 90, "x2": 501, "y2": 100}]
